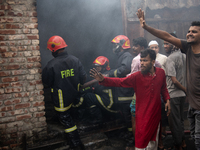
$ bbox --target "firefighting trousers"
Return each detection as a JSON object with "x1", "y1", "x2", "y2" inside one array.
[
  {"x1": 83, "y1": 93, "x2": 119, "y2": 121},
  {"x1": 56, "y1": 110, "x2": 82, "y2": 148}
]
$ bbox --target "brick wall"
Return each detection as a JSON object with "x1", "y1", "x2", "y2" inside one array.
[{"x1": 0, "y1": 0, "x2": 47, "y2": 149}]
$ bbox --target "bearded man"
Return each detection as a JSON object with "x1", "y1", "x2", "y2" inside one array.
[{"x1": 90, "y1": 49, "x2": 170, "y2": 150}]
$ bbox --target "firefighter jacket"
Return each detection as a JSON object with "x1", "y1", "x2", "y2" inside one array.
[
  {"x1": 73, "y1": 70, "x2": 118, "y2": 114},
  {"x1": 109, "y1": 51, "x2": 134, "y2": 103},
  {"x1": 42, "y1": 51, "x2": 86, "y2": 112}
]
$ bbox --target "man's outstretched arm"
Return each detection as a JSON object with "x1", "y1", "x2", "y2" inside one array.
[{"x1": 137, "y1": 8, "x2": 183, "y2": 49}]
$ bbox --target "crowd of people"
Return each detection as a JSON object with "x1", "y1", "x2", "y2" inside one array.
[{"x1": 42, "y1": 8, "x2": 200, "y2": 150}]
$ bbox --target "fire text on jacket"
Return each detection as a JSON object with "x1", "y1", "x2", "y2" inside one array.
[{"x1": 61, "y1": 69, "x2": 74, "y2": 78}]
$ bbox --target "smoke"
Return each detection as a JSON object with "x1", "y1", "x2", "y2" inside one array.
[{"x1": 36, "y1": 0, "x2": 123, "y2": 73}]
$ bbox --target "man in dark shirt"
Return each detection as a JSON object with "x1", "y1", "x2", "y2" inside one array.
[
  {"x1": 42, "y1": 35, "x2": 86, "y2": 150},
  {"x1": 137, "y1": 8, "x2": 200, "y2": 150}
]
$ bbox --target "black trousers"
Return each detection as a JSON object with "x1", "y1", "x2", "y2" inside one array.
[
  {"x1": 56, "y1": 110, "x2": 82, "y2": 148},
  {"x1": 168, "y1": 96, "x2": 185, "y2": 146}
]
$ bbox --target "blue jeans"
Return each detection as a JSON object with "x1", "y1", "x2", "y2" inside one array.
[{"x1": 187, "y1": 105, "x2": 200, "y2": 150}]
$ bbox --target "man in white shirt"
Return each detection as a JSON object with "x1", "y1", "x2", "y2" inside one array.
[{"x1": 148, "y1": 40, "x2": 167, "y2": 70}]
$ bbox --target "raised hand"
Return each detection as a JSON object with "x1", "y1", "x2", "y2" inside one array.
[
  {"x1": 136, "y1": 8, "x2": 146, "y2": 28},
  {"x1": 90, "y1": 68, "x2": 104, "y2": 82}
]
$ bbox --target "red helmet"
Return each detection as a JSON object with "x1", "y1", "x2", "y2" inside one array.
[
  {"x1": 111, "y1": 35, "x2": 131, "y2": 49},
  {"x1": 93, "y1": 56, "x2": 110, "y2": 71},
  {"x1": 47, "y1": 35, "x2": 68, "y2": 52}
]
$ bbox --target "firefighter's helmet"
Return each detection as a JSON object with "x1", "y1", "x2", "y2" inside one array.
[
  {"x1": 93, "y1": 56, "x2": 110, "y2": 71},
  {"x1": 47, "y1": 35, "x2": 68, "y2": 52},
  {"x1": 111, "y1": 35, "x2": 131, "y2": 49}
]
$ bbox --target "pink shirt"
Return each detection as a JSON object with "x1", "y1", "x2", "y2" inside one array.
[{"x1": 128, "y1": 54, "x2": 161, "y2": 76}]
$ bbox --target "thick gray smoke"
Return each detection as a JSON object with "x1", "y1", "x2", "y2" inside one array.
[{"x1": 36, "y1": 0, "x2": 123, "y2": 73}]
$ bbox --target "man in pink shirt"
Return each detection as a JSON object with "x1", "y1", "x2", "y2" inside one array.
[{"x1": 90, "y1": 49, "x2": 170, "y2": 150}]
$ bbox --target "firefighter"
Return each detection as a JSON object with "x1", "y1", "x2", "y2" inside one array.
[
  {"x1": 109, "y1": 35, "x2": 134, "y2": 147},
  {"x1": 75, "y1": 56, "x2": 119, "y2": 124},
  {"x1": 42, "y1": 35, "x2": 86, "y2": 150}
]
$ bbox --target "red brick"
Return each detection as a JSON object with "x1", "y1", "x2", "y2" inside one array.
[
  {"x1": 6, "y1": 23, "x2": 23, "y2": 29},
  {"x1": 0, "y1": 94, "x2": 12, "y2": 101},
  {"x1": 27, "y1": 56, "x2": 40, "y2": 62},
  {"x1": 26, "y1": 63, "x2": 33, "y2": 69},
  {"x1": 0, "y1": 10, "x2": 5, "y2": 16},
  {"x1": 6, "y1": 0, "x2": 15, "y2": 5},
  {"x1": 5, "y1": 87, "x2": 22, "y2": 93},
  {"x1": 13, "y1": 92, "x2": 29, "y2": 98},
  {"x1": 24, "y1": 23, "x2": 38, "y2": 29},
  {"x1": 17, "y1": 40, "x2": 31, "y2": 45},
  {"x1": 4, "y1": 99, "x2": 21, "y2": 105},
  {"x1": 7, "y1": 109, "x2": 25, "y2": 116},
  {"x1": 8, "y1": 41, "x2": 16, "y2": 46},
  {"x1": 35, "y1": 62, "x2": 41, "y2": 68},
  {"x1": 31, "y1": 17, "x2": 37, "y2": 23},
  {"x1": 18, "y1": 46, "x2": 27, "y2": 51},
  {"x1": 29, "y1": 80, "x2": 42, "y2": 85},
  {"x1": 0, "y1": 71, "x2": 11, "y2": 77},
  {"x1": 29, "y1": 107, "x2": 37, "y2": 112},
  {"x1": 16, "y1": 114, "x2": 32, "y2": 121},
  {"x1": 4, "y1": 64, "x2": 20, "y2": 70},
  {"x1": 30, "y1": 45, "x2": 39, "y2": 50},
  {"x1": 0, "y1": 116, "x2": 15, "y2": 123},
  {"x1": 0, "y1": 59, "x2": 7, "y2": 64},
  {"x1": 0, "y1": 106, "x2": 13, "y2": 111},
  {"x1": 22, "y1": 29, "x2": 30, "y2": 34},
  {"x1": 9, "y1": 58, "x2": 25, "y2": 63},
  {"x1": 0, "y1": 112, "x2": 6, "y2": 117},
  {"x1": 1, "y1": 76, "x2": 18, "y2": 82},
  {"x1": 1, "y1": 52, "x2": 17, "y2": 58},
  {"x1": 0, "y1": 46, "x2": 8, "y2": 52},
  {"x1": 33, "y1": 101, "x2": 44, "y2": 107},
  {"x1": 10, "y1": 81, "x2": 23, "y2": 87},
  {"x1": 0, "y1": 29, "x2": 16, "y2": 34},
  {"x1": 31, "y1": 29, "x2": 38, "y2": 34},
  {"x1": 0, "y1": 24, "x2": 4, "y2": 29},
  {"x1": 27, "y1": 34, "x2": 39, "y2": 40},
  {"x1": 0, "y1": 35, "x2": 6, "y2": 40},
  {"x1": 0, "y1": 41, "x2": 6, "y2": 46},
  {"x1": 7, "y1": 11, "x2": 23, "y2": 16},
  {"x1": 34, "y1": 111, "x2": 45, "y2": 118},
  {"x1": 0, "y1": 5, "x2": 12, "y2": 10},
  {"x1": 10, "y1": 46, "x2": 17, "y2": 51},
  {"x1": 8, "y1": 34, "x2": 25, "y2": 40},
  {"x1": 18, "y1": 52, "x2": 24, "y2": 57},
  {"x1": 15, "y1": 103, "x2": 31, "y2": 109},
  {"x1": 0, "y1": 83, "x2": 10, "y2": 88},
  {"x1": 11, "y1": 70, "x2": 27, "y2": 75},
  {"x1": 0, "y1": 17, "x2": 15, "y2": 23},
  {"x1": 0, "y1": 88, "x2": 4, "y2": 94}
]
